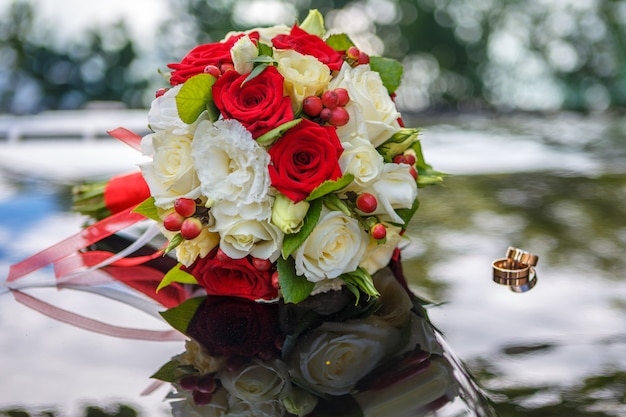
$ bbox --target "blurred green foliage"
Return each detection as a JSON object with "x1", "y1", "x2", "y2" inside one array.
[{"x1": 1, "y1": 0, "x2": 625, "y2": 113}]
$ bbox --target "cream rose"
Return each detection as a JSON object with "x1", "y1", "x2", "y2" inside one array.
[
  {"x1": 223, "y1": 24, "x2": 291, "y2": 45},
  {"x1": 140, "y1": 131, "x2": 202, "y2": 209},
  {"x1": 231, "y1": 34, "x2": 258, "y2": 75},
  {"x1": 271, "y1": 193, "x2": 310, "y2": 234},
  {"x1": 359, "y1": 223, "x2": 403, "y2": 275},
  {"x1": 148, "y1": 84, "x2": 186, "y2": 135},
  {"x1": 328, "y1": 63, "x2": 401, "y2": 147},
  {"x1": 287, "y1": 319, "x2": 401, "y2": 396},
  {"x1": 362, "y1": 163, "x2": 417, "y2": 224},
  {"x1": 219, "y1": 358, "x2": 291, "y2": 403},
  {"x1": 226, "y1": 397, "x2": 286, "y2": 417},
  {"x1": 211, "y1": 201, "x2": 283, "y2": 261},
  {"x1": 339, "y1": 137, "x2": 385, "y2": 190},
  {"x1": 275, "y1": 49, "x2": 331, "y2": 110},
  {"x1": 170, "y1": 387, "x2": 228, "y2": 417},
  {"x1": 160, "y1": 224, "x2": 219, "y2": 266},
  {"x1": 192, "y1": 119, "x2": 271, "y2": 207},
  {"x1": 294, "y1": 209, "x2": 368, "y2": 282},
  {"x1": 282, "y1": 387, "x2": 318, "y2": 417},
  {"x1": 178, "y1": 339, "x2": 227, "y2": 375}
]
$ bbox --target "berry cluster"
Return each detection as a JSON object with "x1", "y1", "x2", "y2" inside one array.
[
  {"x1": 346, "y1": 46, "x2": 370, "y2": 66},
  {"x1": 393, "y1": 153, "x2": 418, "y2": 180},
  {"x1": 302, "y1": 88, "x2": 350, "y2": 127},
  {"x1": 179, "y1": 373, "x2": 218, "y2": 406},
  {"x1": 163, "y1": 198, "x2": 205, "y2": 240}
]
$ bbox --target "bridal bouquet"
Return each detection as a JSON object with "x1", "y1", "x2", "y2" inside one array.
[{"x1": 6, "y1": 9, "x2": 474, "y2": 417}]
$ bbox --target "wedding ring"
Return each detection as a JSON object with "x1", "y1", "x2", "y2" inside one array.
[
  {"x1": 492, "y1": 258, "x2": 530, "y2": 285},
  {"x1": 506, "y1": 246, "x2": 539, "y2": 267},
  {"x1": 509, "y1": 268, "x2": 538, "y2": 293}
]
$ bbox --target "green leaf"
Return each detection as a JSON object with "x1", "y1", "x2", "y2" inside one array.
[
  {"x1": 299, "y1": 9, "x2": 326, "y2": 38},
  {"x1": 159, "y1": 296, "x2": 205, "y2": 334},
  {"x1": 322, "y1": 193, "x2": 352, "y2": 218},
  {"x1": 325, "y1": 33, "x2": 355, "y2": 52},
  {"x1": 410, "y1": 140, "x2": 447, "y2": 188},
  {"x1": 341, "y1": 268, "x2": 380, "y2": 303},
  {"x1": 376, "y1": 128, "x2": 420, "y2": 162},
  {"x1": 157, "y1": 263, "x2": 198, "y2": 292},
  {"x1": 277, "y1": 256, "x2": 315, "y2": 304},
  {"x1": 283, "y1": 198, "x2": 323, "y2": 258},
  {"x1": 256, "y1": 118, "x2": 302, "y2": 146},
  {"x1": 132, "y1": 196, "x2": 160, "y2": 222},
  {"x1": 164, "y1": 233, "x2": 184, "y2": 255},
  {"x1": 257, "y1": 42, "x2": 274, "y2": 57},
  {"x1": 176, "y1": 73, "x2": 219, "y2": 124},
  {"x1": 394, "y1": 197, "x2": 420, "y2": 229},
  {"x1": 306, "y1": 173, "x2": 354, "y2": 201},
  {"x1": 151, "y1": 360, "x2": 198, "y2": 382},
  {"x1": 369, "y1": 56, "x2": 403, "y2": 94},
  {"x1": 241, "y1": 63, "x2": 269, "y2": 86}
]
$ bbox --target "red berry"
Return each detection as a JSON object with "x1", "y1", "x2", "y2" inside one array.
[
  {"x1": 319, "y1": 107, "x2": 332, "y2": 122},
  {"x1": 220, "y1": 63, "x2": 235, "y2": 73},
  {"x1": 271, "y1": 271, "x2": 280, "y2": 289},
  {"x1": 192, "y1": 390, "x2": 213, "y2": 406},
  {"x1": 203, "y1": 65, "x2": 221, "y2": 77},
  {"x1": 371, "y1": 223, "x2": 387, "y2": 240},
  {"x1": 356, "y1": 193, "x2": 378, "y2": 213},
  {"x1": 347, "y1": 46, "x2": 360, "y2": 60},
  {"x1": 409, "y1": 166, "x2": 418, "y2": 180},
  {"x1": 358, "y1": 51, "x2": 370, "y2": 65},
  {"x1": 174, "y1": 198, "x2": 196, "y2": 217},
  {"x1": 252, "y1": 258, "x2": 273, "y2": 272},
  {"x1": 321, "y1": 90, "x2": 339, "y2": 109},
  {"x1": 155, "y1": 88, "x2": 168, "y2": 98},
  {"x1": 329, "y1": 107, "x2": 349, "y2": 126},
  {"x1": 335, "y1": 88, "x2": 349, "y2": 106},
  {"x1": 393, "y1": 155, "x2": 408, "y2": 164},
  {"x1": 302, "y1": 96, "x2": 323, "y2": 117},
  {"x1": 180, "y1": 217, "x2": 203, "y2": 240},
  {"x1": 404, "y1": 154, "x2": 417, "y2": 165},
  {"x1": 163, "y1": 212, "x2": 185, "y2": 232},
  {"x1": 216, "y1": 248, "x2": 230, "y2": 262},
  {"x1": 196, "y1": 375, "x2": 216, "y2": 393},
  {"x1": 179, "y1": 375, "x2": 198, "y2": 391}
]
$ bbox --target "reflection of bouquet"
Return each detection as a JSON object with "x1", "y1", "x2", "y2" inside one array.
[{"x1": 6, "y1": 9, "x2": 470, "y2": 417}]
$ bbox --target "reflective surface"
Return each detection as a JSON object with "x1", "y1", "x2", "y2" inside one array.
[{"x1": 1, "y1": 112, "x2": 625, "y2": 416}]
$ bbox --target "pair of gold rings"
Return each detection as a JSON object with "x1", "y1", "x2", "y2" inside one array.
[{"x1": 492, "y1": 247, "x2": 539, "y2": 292}]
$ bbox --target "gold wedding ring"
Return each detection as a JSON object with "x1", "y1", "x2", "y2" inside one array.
[
  {"x1": 509, "y1": 268, "x2": 538, "y2": 293},
  {"x1": 506, "y1": 246, "x2": 539, "y2": 267},
  {"x1": 492, "y1": 258, "x2": 530, "y2": 285}
]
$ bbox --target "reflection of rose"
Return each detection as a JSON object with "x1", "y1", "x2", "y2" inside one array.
[
  {"x1": 183, "y1": 252, "x2": 277, "y2": 301},
  {"x1": 286, "y1": 319, "x2": 400, "y2": 395},
  {"x1": 212, "y1": 66, "x2": 294, "y2": 139},
  {"x1": 167, "y1": 33, "x2": 259, "y2": 85},
  {"x1": 268, "y1": 119, "x2": 343, "y2": 203},
  {"x1": 219, "y1": 358, "x2": 291, "y2": 402},
  {"x1": 272, "y1": 25, "x2": 343, "y2": 71},
  {"x1": 186, "y1": 296, "x2": 279, "y2": 358}
]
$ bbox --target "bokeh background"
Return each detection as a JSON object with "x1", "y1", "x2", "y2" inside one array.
[{"x1": 1, "y1": 0, "x2": 625, "y2": 416}]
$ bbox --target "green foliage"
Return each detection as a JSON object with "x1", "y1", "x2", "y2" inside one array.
[
  {"x1": 157, "y1": 263, "x2": 198, "y2": 292},
  {"x1": 159, "y1": 296, "x2": 205, "y2": 334},
  {"x1": 176, "y1": 73, "x2": 218, "y2": 123},
  {"x1": 282, "y1": 197, "x2": 323, "y2": 258},
  {"x1": 277, "y1": 256, "x2": 315, "y2": 304},
  {"x1": 369, "y1": 56, "x2": 403, "y2": 94},
  {"x1": 132, "y1": 197, "x2": 160, "y2": 222}
]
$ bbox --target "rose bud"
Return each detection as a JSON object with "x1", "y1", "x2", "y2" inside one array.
[{"x1": 271, "y1": 193, "x2": 310, "y2": 234}]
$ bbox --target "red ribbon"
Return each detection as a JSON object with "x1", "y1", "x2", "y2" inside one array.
[
  {"x1": 107, "y1": 127, "x2": 143, "y2": 152},
  {"x1": 104, "y1": 171, "x2": 151, "y2": 215},
  {"x1": 7, "y1": 208, "x2": 145, "y2": 283}
]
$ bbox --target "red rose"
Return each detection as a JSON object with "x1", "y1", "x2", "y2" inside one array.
[
  {"x1": 167, "y1": 33, "x2": 259, "y2": 85},
  {"x1": 272, "y1": 25, "x2": 343, "y2": 71},
  {"x1": 182, "y1": 252, "x2": 278, "y2": 301},
  {"x1": 186, "y1": 296, "x2": 280, "y2": 358},
  {"x1": 268, "y1": 119, "x2": 343, "y2": 202},
  {"x1": 212, "y1": 65, "x2": 294, "y2": 139}
]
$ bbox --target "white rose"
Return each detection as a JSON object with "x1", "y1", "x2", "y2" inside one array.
[
  {"x1": 294, "y1": 209, "x2": 368, "y2": 282},
  {"x1": 275, "y1": 49, "x2": 331, "y2": 110},
  {"x1": 328, "y1": 63, "x2": 401, "y2": 147},
  {"x1": 170, "y1": 387, "x2": 228, "y2": 417},
  {"x1": 287, "y1": 319, "x2": 401, "y2": 396},
  {"x1": 172, "y1": 228, "x2": 220, "y2": 266},
  {"x1": 211, "y1": 201, "x2": 283, "y2": 261},
  {"x1": 271, "y1": 193, "x2": 310, "y2": 234},
  {"x1": 148, "y1": 84, "x2": 207, "y2": 135},
  {"x1": 282, "y1": 387, "x2": 318, "y2": 417},
  {"x1": 140, "y1": 131, "x2": 202, "y2": 209},
  {"x1": 219, "y1": 358, "x2": 291, "y2": 403},
  {"x1": 226, "y1": 397, "x2": 286, "y2": 417},
  {"x1": 363, "y1": 163, "x2": 417, "y2": 224},
  {"x1": 339, "y1": 137, "x2": 385, "y2": 190},
  {"x1": 359, "y1": 223, "x2": 403, "y2": 275},
  {"x1": 192, "y1": 119, "x2": 271, "y2": 207},
  {"x1": 231, "y1": 35, "x2": 258, "y2": 75}
]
